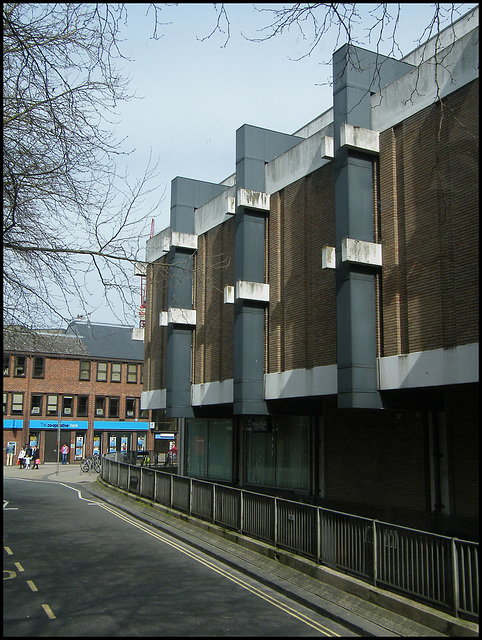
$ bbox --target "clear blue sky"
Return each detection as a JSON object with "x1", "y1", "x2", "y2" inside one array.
[{"x1": 81, "y1": 3, "x2": 476, "y2": 325}]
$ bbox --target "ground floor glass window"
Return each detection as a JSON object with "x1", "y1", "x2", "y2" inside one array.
[
  {"x1": 186, "y1": 418, "x2": 232, "y2": 482},
  {"x1": 246, "y1": 416, "x2": 310, "y2": 491}
]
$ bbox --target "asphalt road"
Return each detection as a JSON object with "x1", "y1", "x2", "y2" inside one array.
[{"x1": 3, "y1": 476, "x2": 357, "y2": 637}]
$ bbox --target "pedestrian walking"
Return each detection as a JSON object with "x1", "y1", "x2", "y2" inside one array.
[
  {"x1": 31, "y1": 446, "x2": 40, "y2": 469},
  {"x1": 17, "y1": 446, "x2": 25, "y2": 468},
  {"x1": 61, "y1": 443, "x2": 69, "y2": 464},
  {"x1": 24, "y1": 444, "x2": 33, "y2": 470},
  {"x1": 6, "y1": 442, "x2": 15, "y2": 466}
]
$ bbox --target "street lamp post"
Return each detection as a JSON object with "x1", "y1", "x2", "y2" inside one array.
[{"x1": 56, "y1": 410, "x2": 61, "y2": 475}]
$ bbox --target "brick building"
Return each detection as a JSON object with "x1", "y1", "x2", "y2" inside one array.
[
  {"x1": 141, "y1": 9, "x2": 478, "y2": 539},
  {"x1": 3, "y1": 322, "x2": 156, "y2": 463}
]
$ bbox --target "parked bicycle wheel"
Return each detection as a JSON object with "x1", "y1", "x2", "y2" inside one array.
[
  {"x1": 93, "y1": 457, "x2": 101, "y2": 473},
  {"x1": 80, "y1": 459, "x2": 92, "y2": 473}
]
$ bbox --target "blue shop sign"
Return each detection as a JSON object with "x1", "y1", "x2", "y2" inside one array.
[
  {"x1": 93, "y1": 421, "x2": 150, "y2": 431},
  {"x1": 29, "y1": 419, "x2": 88, "y2": 430},
  {"x1": 4, "y1": 419, "x2": 24, "y2": 430}
]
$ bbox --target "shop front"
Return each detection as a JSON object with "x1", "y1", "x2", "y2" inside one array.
[
  {"x1": 94, "y1": 420, "x2": 150, "y2": 455},
  {"x1": 29, "y1": 419, "x2": 88, "y2": 463}
]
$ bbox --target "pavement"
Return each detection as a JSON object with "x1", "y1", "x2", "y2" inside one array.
[{"x1": 3, "y1": 462, "x2": 479, "y2": 637}]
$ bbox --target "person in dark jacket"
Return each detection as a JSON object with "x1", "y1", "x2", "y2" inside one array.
[
  {"x1": 31, "y1": 446, "x2": 40, "y2": 469},
  {"x1": 24, "y1": 444, "x2": 33, "y2": 470}
]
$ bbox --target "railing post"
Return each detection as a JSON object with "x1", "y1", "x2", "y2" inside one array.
[
  {"x1": 240, "y1": 490, "x2": 244, "y2": 534},
  {"x1": 316, "y1": 507, "x2": 321, "y2": 565},
  {"x1": 212, "y1": 483, "x2": 216, "y2": 524},
  {"x1": 170, "y1": 473, "x2": 173, "y2": 508},
  {"x1": 373, "y1": 520, "x2": 378, "y2": 587},
  {"x1": 274, "y1": 497, "x2": 278, "y2": 547},
  {"x1": 451, "y1": 538, "x2": 460, "y2": 618},
  {"x1": 189, "y1": 478, "x2": 193, "y2": 516}
]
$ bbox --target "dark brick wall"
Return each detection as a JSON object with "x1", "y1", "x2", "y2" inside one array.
[
  {"x1": 268, "y1": 164, "x2": 336, "y2": 373},
  {"x1": 144, "y1": 256, "x2": 169, "y2": 391},
  {"x1": 324, "y1": 402, "x2": 428, "y2": 515},
  {"x1": 193, "y1": 217, "x2": 235, "y2": 385},
  {"x1": 379, "y1": 79, "x2": 479, "y2": 356}
]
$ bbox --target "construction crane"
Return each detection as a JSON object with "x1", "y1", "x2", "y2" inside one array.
[{"x1": 139, "y1": 219, "x2": 155, "y2": 328}]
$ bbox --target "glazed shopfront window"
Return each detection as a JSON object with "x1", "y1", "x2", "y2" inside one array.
[
  {"x1": 185, "y1": 418, "x2": 232, "y2": 482},
  {"x1": 246, "y1": 416, "x2": 310, "y2": 491}
]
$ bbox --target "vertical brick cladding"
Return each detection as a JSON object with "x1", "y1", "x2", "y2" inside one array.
[
  {"x1": 145, "y1": 256, "x2": 169, "y2": 391},
  {"x1": 268, "y1": 164, "x2": 336, "y2": 373},
  {"x1": 193, "y1": 217, "x2": 235, "y2": 385},
  {"x1": 379, "y1": 79, "x2": 478, "y2": 356}
]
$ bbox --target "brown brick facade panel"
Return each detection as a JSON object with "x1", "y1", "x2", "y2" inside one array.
[
  {"x1": 380, "y1": 79, "x2": 479, "y2": 356},
  {"x1": 145, "y1": 257, "x2": 169, "y2": 391},
  {"x1": 193, "y1": 217, "x2": 235, "y2": 385},
  {"x1": 268, "y1": 165, "x2": 336, "y2": 373}
]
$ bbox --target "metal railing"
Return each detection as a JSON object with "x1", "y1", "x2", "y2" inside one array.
[{"x1": 100, "y1": 456, "x2": 478, "y2": 621}]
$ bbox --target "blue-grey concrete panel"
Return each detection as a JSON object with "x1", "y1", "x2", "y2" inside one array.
[
  {"x1": 234, "y1": 212, "x2": 266, "y2": 284},
  {"x1": 333, "y1": 44, "x2": 415, "y2": 108},
  {"x1": 333, "y1": 44, "x2": 412, "y2": 409},
  {"x1": 334, "y1": 153, "x2": 375, "y2": 244},
  {"x1": 234, "y1": 125, "x2": 302, "y2": 416},
  {"x1": 167, "y1": 177, "x2": 228, "y2": 417},
  {"x1": 236, "y1": 125, "x2": 303, "y2": 191},
  {"x1": 233, "y1": 302, "x2": 266, "y2": 415},
  {"x1": 168, "y1": 249, "x2": 195, "y2": 309},
  {"x1": 170, "y1": 177, "x2": 228, "y2": 233},
  {"x1": 166, "y1": 326, "x2": 194, "y2": 418}
]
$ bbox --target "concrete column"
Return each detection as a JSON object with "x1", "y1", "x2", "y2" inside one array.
[
  {"x1": 333, "y1": 44, "x2": 414, "y2": 409},
  {"x1": 234, "y1": 125, "x2": 302, "y2": 415},
  {"x1": 166, "y1": 177, "x2": 228, "y2": 418}
]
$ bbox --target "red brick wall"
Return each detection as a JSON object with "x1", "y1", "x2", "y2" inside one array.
[{"x1": 4, "y1": 353, "x2": 146, "y2": 457}]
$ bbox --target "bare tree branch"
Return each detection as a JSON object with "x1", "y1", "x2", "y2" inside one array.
[{"x1": 3, "y1": 3, "x2": 167, "y2": 328}]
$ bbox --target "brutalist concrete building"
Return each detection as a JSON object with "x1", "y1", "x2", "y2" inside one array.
[{"x1": 141, "y1": 8, "x2": 478, "y2": 540}]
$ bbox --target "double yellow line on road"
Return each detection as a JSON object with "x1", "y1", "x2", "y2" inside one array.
[{"x1": 98, "y1": 502, "x2": 340, "y2": 636}]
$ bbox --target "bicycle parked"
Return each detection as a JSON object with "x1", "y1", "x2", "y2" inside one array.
[{"x1": 80, "y1": 454, "x2": 102, "y2": 473}]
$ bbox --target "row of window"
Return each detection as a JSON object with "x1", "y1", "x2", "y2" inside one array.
[
  {"x1": 4, "y1": 355, "x2": 142, "y2": 384},
  {"x1": 4, "y1": 393, "x2": 147, "y2": 419}
]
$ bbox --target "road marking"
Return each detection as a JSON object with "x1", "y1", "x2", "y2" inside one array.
[
  {"x1": 27, "y1": 580, "x2": 38, "y2": 592},
  {"x1": 14, "y1": 562, "x2": 24, "y2": 572},
  {"x1": 4, "y1": 546, "x2": 13, "y2": 555},
  {"x1": 42, "y1": 604, "x2": 56, "y2": 619},
  {"x1": 3, "y1": 570, "x2": 16, "y2": 580},
  {"x1": 98, "y1": 503, "x2": 339, "y2": 636},
  {"x1": 3, "y1": 500, "x2": 18, "y2": 510}
]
